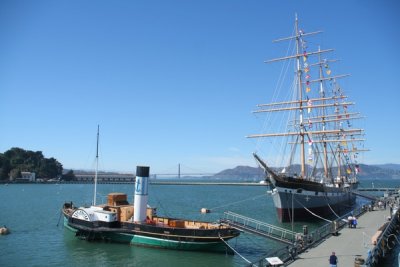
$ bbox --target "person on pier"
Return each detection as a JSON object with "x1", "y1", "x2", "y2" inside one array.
[{"x1": 329, "y1": 251, "x2": 338, "y2": 267}]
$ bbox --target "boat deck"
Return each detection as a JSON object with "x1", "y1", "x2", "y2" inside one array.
[{"x1": 288, "y1": 208, "x2": 390, "y2": 266}]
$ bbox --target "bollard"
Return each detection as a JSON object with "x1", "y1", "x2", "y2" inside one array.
[
  {"x1": 303, "y1": 225, "x2": 308, "y2": 236},
  {"x1": 354, "y1": 256, "x2": 365, "y2": 267}
]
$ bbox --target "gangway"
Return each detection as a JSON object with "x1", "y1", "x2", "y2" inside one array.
[{"x1": 221, "y1": 211, "x2": 297, "y2": 245}]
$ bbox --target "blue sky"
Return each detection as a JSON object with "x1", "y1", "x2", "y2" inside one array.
[{"x1": 0, "y1": 0, "x2": 399, "y2": 174}]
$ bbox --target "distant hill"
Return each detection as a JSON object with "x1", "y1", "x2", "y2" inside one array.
[
  {"x1": 213, "y1": 166, "x2": 264, "y2": 180},
  {"x1": 372, "y1": 164, "x2": 400, "y2": 171},
  {"x1": 213, "y1": 164, "x2": 400, "y2": 180},
  {"x1": 357, "y1": 164, "x2": 400, "y2": 179}
]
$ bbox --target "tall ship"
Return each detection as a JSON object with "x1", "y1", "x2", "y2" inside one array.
[
  {"x1": 62, "y1": 128, "x2": 239, "y2": 252},
  {"x1": 248, "y1": 17, "x2": 367, "y2": 222}
]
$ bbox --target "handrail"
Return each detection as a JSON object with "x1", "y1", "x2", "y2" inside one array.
[
  {"x1": 224, "y1": 211, "x2": 296, "y2": 235},
  {"x1": 223, "y1": 211, "x2": 297, "y2": 244}
]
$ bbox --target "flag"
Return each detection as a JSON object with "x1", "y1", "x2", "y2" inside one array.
[
  {"x1": 355, "y1": 164, "x2": 360, "y2": 174},
  {"x1": 306, "y1": 87, "x2": 311, "y2": 92},
  {"x1": 326, "y1": 69, "x2": 331, "y2": 75}
]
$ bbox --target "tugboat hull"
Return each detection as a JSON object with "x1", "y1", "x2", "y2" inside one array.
[{"x1": 63, "y1": 212, "x2": 239, "y2": 253}]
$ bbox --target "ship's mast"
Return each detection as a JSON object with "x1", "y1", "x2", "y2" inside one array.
[
  {"x1": 93, "y1": 125, "x2": 99, "y2": 206},
  {"x1": 337, "y1": 143, "x2": 342, "y2": 179},
  {"x1": 294, "y1": 15, "x2": 306, "y2": 178},
  {"x1": 247, "y1": 16, "x2": 367, "y2": 181},
  {"x1": 317, "y1": 47, "x2": 329, "y2": 179}
]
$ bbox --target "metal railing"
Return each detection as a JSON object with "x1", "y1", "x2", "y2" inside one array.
[
  {"x1": 245, "y1": 204, "x2": 370, "y2": 266},
  {"x1": 223, "y1": 211, "x2": 297, "y2": 244},
  {"x1": 365, "y1": 208, "x2": 400, "y2": 266}
]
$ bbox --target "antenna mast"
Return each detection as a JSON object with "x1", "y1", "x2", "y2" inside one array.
[{"x1": 93, "y1": 125, "x2": 99, "y2": 205}]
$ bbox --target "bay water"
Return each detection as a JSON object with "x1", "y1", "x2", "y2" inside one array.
[{"x1": 0, "y1": 179, "x2": 396, "y2": 266}]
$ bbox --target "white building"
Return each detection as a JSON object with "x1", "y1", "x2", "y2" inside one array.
[{"x1": 21, "y1": 172, "x2": 36, "y2": 182}]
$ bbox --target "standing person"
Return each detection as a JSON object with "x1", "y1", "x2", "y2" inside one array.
[
  {"x1": 348, "y1": 215, "x2": 353, "y2": 228},
  {"x1": 353, "y1": 217, "x2": 358, "y2": 228},
  {"x1": 329, "y1": 251, "x2": 338, "y2": 267}
]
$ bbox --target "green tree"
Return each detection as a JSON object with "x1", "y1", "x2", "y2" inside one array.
[
  {"x1": 1, "y1": 147, "x2": 63, "y2": 180},
  {"x1": 9, "y1": 168, "x2": 21, "y2": 180},
  {"x1": 62, "y1": 170, "x2": 76, "y2": 181},
  {"x1": 0, "y1": 154, "x2": 11, "y2": 180},
  {"x1": 37, "y1": 157, "x2": 63, "y2": 178}
]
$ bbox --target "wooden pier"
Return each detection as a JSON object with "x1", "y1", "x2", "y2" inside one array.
[{"x1": 288, "y1": 208, "x2": 392, "y2": 267}]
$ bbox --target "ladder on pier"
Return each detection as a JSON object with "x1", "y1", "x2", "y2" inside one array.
[{"x1": 221, "y1": 211, "x2": 297, "y2": 245}]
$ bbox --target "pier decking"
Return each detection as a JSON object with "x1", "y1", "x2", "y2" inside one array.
[{"x1": 288, "y1": 208, "x2": 390, "y2": 267}]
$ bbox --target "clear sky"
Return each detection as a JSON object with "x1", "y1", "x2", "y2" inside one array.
[{"x1": 1, "y1": 0, "x2": 399, "y2": 174}]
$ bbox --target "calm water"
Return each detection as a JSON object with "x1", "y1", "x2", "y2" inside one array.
[{"x1": 0, "y1": 179, "x2": 397, "y2": 267}]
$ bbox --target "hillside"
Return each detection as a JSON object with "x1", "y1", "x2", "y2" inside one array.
[
  {"x1": 213, "y1": 166, "x2": 264, "y2": 179},
  {"x1": 213, "y1": 164, "x2": 400, "y2": 180}
]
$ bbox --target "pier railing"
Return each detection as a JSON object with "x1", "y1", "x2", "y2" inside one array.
[
  {"x1": 365, "y1": 208, "x2": 400, "y2": 266},
  {"x1": 245, "y1": 204, "x2": 370, "y2": 266}
]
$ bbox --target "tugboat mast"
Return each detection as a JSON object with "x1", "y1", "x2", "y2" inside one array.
[{"x1": 93, "y1": 125, "x2": 99, "y2": 206}]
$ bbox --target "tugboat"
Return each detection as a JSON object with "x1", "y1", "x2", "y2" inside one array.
[
  {"x1": 248, "y1": 16, "x2": 367, "y2": 222},
  {"x1": 62, "y1": 166, "x2": 239, "y2": 252},
  {"x1": 62, "y1": 128, "x2": 239, "y2": 252}
]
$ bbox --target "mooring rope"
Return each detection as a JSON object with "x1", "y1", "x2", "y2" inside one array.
[
  {"x1": 286, "y1": 193, "x2": 293, "y2": 224},
  {"x1": 294, "y1": 198, "x2": 332, "y2": 223},
  {"x1": 209, "y1": 193, "x2": 267, "y2": 211},
  {"x1": 56, "y1": 211, "x2": 62, "y2": 227},
  {"x1": 324, "y1": 195, "x2": 341, "y2": 219},
  {"x1": 218, "y1": 234, "x2": 252, "y2": 264}
]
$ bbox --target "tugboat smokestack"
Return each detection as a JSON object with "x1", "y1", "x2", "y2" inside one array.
[{"x1": 133, "y1": 166, "x2": 150, "y2": 222}]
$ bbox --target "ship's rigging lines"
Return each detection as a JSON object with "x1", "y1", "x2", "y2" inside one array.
[
  {"x1": 249, "y1": 18, "x2": 368, "y2": 181},
  {"x1": 253, "y1": 101, "x2": 354, "y2": 113},
  {"x1": 247, "y1": 128, "x2": 364, "y2": 139}
]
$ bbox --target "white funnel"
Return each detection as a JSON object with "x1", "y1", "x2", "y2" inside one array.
[{"x1": 133, "y1": 166, "x2": 150, "y2": 222}]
